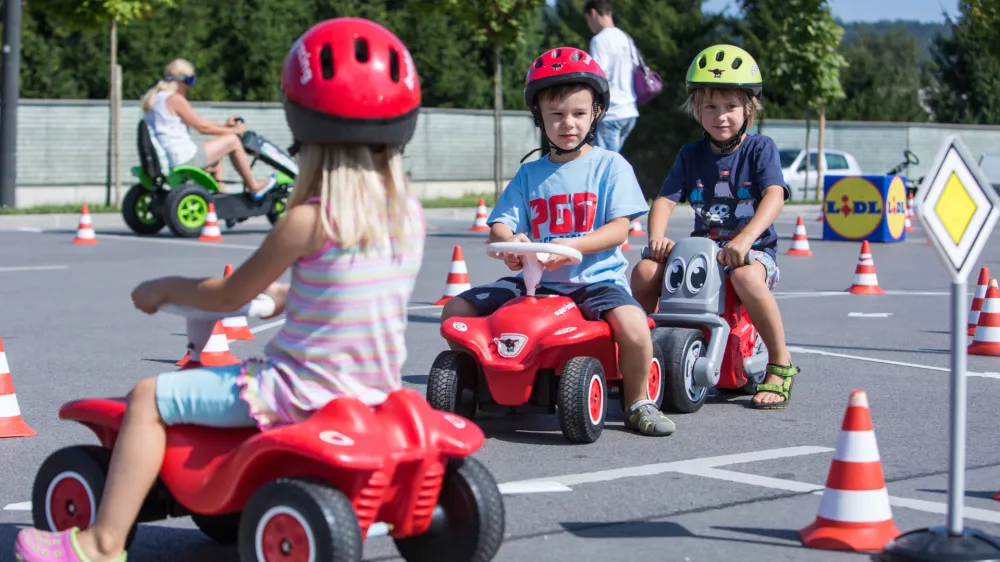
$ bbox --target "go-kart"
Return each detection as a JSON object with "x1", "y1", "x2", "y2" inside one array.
[
  {"x1": 123, "y1": 117, "x2": 298, "y2": 238},
  {"x1": 30, "y1": 295, "x2": 506, "y2": 562},
  {"x1": 643, "y1": 218, "x2": 769, "y2": 413},
  {"x1": 887, "y1": 149, "x2": 923, "y2": 197},
  {"x1": 427, "y1": 242, "x2": 666, "y2": 444}
]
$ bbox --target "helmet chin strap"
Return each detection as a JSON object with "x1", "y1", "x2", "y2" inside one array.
[
  {"x1": 521, "y1": 103, "x2": 603, "y2": 163},
  {"x1": 705, "y1": 120, "x2": 749, "y2": 153}
]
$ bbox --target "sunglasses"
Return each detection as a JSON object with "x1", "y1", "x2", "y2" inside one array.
[{"x1": 166, "y1": 74, "x2": 197, "y2": 87}]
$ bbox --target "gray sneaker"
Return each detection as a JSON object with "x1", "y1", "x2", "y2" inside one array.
[{"x1": 624, "y1": 400, "x2": 676, "y2": 436}]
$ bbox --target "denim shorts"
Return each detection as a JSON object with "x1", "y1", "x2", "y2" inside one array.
[
  {"x1": 456, "y1": 277, "x2": 642, "y2": 321},
  {"x1": 747, "y1": 251, "x2": 780, "y2": 290},
  {"x1": 155, "y1": 364, "x2": 257, "y2": 427},
  {"x1": 593, "y1": 117, "x2": 637, "y2": 153}
]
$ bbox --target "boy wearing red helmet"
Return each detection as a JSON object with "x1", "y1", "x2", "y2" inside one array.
[{"x1": 441, "y1": 47, "x2": 676, "y2": 437}]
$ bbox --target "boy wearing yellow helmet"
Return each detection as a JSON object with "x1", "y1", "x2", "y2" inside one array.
[{"x1": 631, "y1": 44, "x2": 799, "y2": 409}]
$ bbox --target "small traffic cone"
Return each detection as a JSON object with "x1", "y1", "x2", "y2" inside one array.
[
  {"x1": 198, "y1": 203, "x2": 224, "y2": 242},
  {"x1": 968, "y1": 267, "x2": 991, "y2": 336},
  {"x1": 469, "y1": 198, "x2": 490, "y2": 232},
  {"x1": 73, "y1": 205, "x2": 98, "y2": 245},
  {"x1": 622, "y1": 238, "x2": 631, "y2": 251},
  {"x1": 846, "y1": 241, "x2": 885, "y2": 295},
  {"x1": 434, "y1": 246, "x2": 472, "y2": 305},
  {"x1": 786, "y1": 216, "x2": 813, "y2": 257},
  {"x1": 968, "y1": 279, "x2": 1000, "y2": 356},
  {"x1": 0, "y1": 337, "x2": 36, "y2": 438},
  {"x1": 629, "y1": 218, "x2": 646, "y2": 237},
  {"x1": 220, "y1": 264, "x2": 255, "y2": 341},
  {"x1": 904, "y1": 193, "x2": 914, "y2": 233},
  {"x1": 178, "y1": 320, "x2": 240, "y2": 370},
  {"x1": 799, "y1": 390, "x2": 900, "y2": 551}
]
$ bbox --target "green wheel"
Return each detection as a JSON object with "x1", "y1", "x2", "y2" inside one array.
[
  {"x1": 122, "y1": 183, "x2": 165, "y2": 235},
  {"x1": 164, "y1": 183, "x2": 212, "y2": 238},
  {"x1": 266, "y1": 196, "x2": 287, "y2": 225}
]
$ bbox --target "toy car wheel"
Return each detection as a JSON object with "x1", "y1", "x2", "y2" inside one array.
[
  {"x1": 266, "y1": 192, "x2": 289, "y2": 225},
  {"x1": 394, "y1": 456, "x2": 505, "y2": 562},
  {"x1": 238, "y1": 478, "x2": 362, "y2": 562},
  {"x1": 192, "y1": 512, "x2": 241, "y2": 544},
  {"x1": 619, "y1": 328, "x2": 668, "y2": 415},
  {"x1": 557, "y1": 356, "x2": 606, "y2": 443},
  {"x1": 164, "y1": 182, "x2": 212, "y2": 238},
  {"x1": 122, "y1": 183, "x2": 165, "y2": 235},
  {"x1": 741, "y1": 332, "x2": 769, "y2": 395},
  {"x1": 426, "y1": 350, "x2": 479, "y2": 420},
  {"x1": 31, "y1": 445, "x2": 138, "y2": 550},
  {"x1": 660, "y1": 328, "x2": 709, "y2": 414}
]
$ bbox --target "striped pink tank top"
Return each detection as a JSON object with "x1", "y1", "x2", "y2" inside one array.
[{"x1": 237, "y1": 196, "x2": 426, "y2": 431}]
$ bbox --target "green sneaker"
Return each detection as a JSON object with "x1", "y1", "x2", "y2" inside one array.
[{"x1": 624, "y1": 400, "x2": 676, "y2": 436}]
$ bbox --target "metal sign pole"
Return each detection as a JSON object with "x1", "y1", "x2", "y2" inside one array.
[{"x1": 948, "y1": 277, "x2": 967, "y2": 537}]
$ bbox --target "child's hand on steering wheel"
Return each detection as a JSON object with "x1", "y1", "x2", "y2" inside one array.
[
  {"x1": 261, "y1": 282, "x2": 290, "y2": 319},
  {"x1": 131, "y1": 278, "x2": 170, "y2": 315},
  {"x1": 543, "y1": 238, "x2": 578, "y2": 272},
  {"x1": 493, "y1": 233, "x2": 532, "y2": 271},
  {"x1": 718, "y1": 234, "x2": 753, "y2": 269}
]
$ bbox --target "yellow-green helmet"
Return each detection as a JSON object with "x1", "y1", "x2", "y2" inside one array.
[{"x1": 686, "y1": 44, "x2": 762, "y2": 97}]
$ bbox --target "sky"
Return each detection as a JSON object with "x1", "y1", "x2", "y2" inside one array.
[{"x1": 701, "y1": 0, "x2": 960, "y2": 23}]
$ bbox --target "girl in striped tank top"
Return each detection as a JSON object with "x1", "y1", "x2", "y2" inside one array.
[{"x1": 15, "y1": 18, "x2": 425, "y2": 562}]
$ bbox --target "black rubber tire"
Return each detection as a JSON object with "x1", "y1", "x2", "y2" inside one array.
[
  {"x1": 557, "y1": 356, "x2": 606, "y2": 443},
  {"x1": 660, "y1": 328, "x2": 710, "y2": 414},
  {"x1": 237, "y1": 478, "x2": 362, "y2": 562},
  {"x1": 122, "y1": 183, "x2": 165, "y2": 235},
  {"x1": 31, "y1": 445, "x2": 138, "y2": 550},
  {"x1": 164, "y1": 182, "x2": 213, "y2": 238},
  {"x1": 191, "y1": 512, "x2": 241, "y2": 544},
  {"x1": 426, "y1": 350, "x2": 479, "y2": 420},
  {"x1": 619, "y1": 328, "x2": 669, "y2": 415},
  {"x1": 394, "y1": 456, "x2": 505, "y2": 562}
]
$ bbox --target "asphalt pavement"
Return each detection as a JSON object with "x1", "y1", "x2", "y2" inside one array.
[{"x1": 2, "y1": 206, "x2": 1000, "y2": 561}]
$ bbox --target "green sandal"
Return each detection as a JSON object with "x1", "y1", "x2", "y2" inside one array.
[{"x1": 750, "y1": 363, "x2": 800, "y2": 410}]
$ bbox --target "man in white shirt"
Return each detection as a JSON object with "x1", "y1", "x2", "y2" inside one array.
[{"x1": 584, "y1": 0, "x2": 639, "y2": 153}]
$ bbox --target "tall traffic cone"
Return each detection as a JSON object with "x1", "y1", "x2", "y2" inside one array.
[
  {"x1": 968, "y1": 267, "x2": 991, "y2": 336},
  {"x1": 198, "y1": 203, "x2": 224, "y2": 242},
  {"x1": 0, "y1": 337, "x2": 36, "y2": 438},
  {"x1": 846, "y1": 241, "x2": 885, "y2": 295},
  {"x1": 800, "y1": 390, "x2": 900, "y2": 551},
  {"x1": 629, "y1": 218, "x2": 646, "y2": 237},
  {"x1": 786, "y1": 216, "x2": 813, "y2": 257},
  {"x1": 968, "y1": 279, "x2": 1000, "y2": 357},
  {"x1": 469, "y1": 198, "x2": 490, "y2": 232},
  {"x1": 178, "y1": 320, "x2": 240, "y2": 370},
  {"x1": 221, "y1": 264, "x2": 255, "y2": 341},
  {"x1": 904, "y1": 193, "x2": 914, "y2": 233},
  {"x1": 73, "y1": 205, "x2": 98, "y2": 245},
  {"x1": 434, "y1": 246, "x2": 472, "y2": 305}
]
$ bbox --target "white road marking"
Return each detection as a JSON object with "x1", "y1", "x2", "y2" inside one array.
[
  {"x1": 774, "y1": 290, "x2": 953, "y2": 299},
  {"x1": 848, "y1": 312, "x2": 893, "y2": 318},
  {"x1": 787, "y1": 345, "x2": 1000, "y2": 380},
  {"x1": 498, "y1": 481, "x2": 573, "y2": 495},
  {"x1": 3, "y1": 501, "x2": 29, "y2": 511},
  {"x1": 0, "y1": 265, "x2": 68, "y2": 272},
  {"x1": 88, "y1": 232, "x2": 260, "y2": 250},
  {"x1": 15, "y1": 227, "x2": 42, "y2": 233}
]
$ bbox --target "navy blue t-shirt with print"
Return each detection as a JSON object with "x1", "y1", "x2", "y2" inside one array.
[{"x1": 657, "y1": 134, "x2": 790, "y2": 260}]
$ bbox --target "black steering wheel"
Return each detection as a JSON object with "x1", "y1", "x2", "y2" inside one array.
[{"x1": 904, "y1": 149, "x2": 919, "y2": 166}]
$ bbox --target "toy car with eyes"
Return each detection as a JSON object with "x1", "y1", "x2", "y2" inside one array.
[
  {"x1": 427, "y1": 242, "x2": 667, "y2": 444},
  {"x1": 642, "y1": 209, "x2": 770, "y2": 413}
]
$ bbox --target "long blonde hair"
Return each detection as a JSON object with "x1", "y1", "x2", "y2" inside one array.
[
  {"x1": 287, "y1": 143, "x2": 412, "y2": 251},
  {"x1": 140, "y1": 58, "x2": 196, "y2": 112}
]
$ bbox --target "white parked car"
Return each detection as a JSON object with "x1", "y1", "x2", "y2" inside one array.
[{"x1": 779, "y1": 148, "x2": 863, "y2": 201}]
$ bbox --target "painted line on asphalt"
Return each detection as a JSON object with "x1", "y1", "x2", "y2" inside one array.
[
  {"x1": 3, "y1": 501, "x2": 29, "y2": 511},
  {"x1": 848, "y1": 312, "x2": 893, "y2": 318},
  {"x1": 787, "y1": 345, "x2": 1000, "y2": 380},
  {"x1": 93, "y1": 232, "x2": 261, "y2": 250},
  {"x1": 246, "y1": 304, "x2": 443, "y2": 336},
  {"x1": 0, "y1": 265, "x2": 68, "y2": 273},
  {"x1": 774, "y1": 290, "x2": 953, "y2": 299}
]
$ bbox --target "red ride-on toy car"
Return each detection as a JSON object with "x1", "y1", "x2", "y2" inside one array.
[
  {"x1": 30, "y1": 296, "x2": 506, "y2": 562},
  {"x1": 427, "y1": 242, "x2": 667, "y2": 444}
]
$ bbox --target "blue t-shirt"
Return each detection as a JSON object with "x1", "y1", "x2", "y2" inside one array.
[
  {"x1": 488, "y1": 146, "x2": 649, "y2": 292},
  {"x1": 658, "y1": 134, "x2": 790, "y2": 259}
]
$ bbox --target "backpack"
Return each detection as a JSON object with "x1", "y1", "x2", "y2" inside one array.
[{"x1": 626, "y1": 34, "x2": 663, "y2": 106}]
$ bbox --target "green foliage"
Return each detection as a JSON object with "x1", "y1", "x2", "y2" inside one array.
[
  {"x1": 417, "y1": 0, "x2": 547, "y2": 46},
  {"x1": 29, "y1": 0, "x2": 177, "y2": 29},
  {"x1": 840, "y1": 20, "x2": 949, "y2": 62}
]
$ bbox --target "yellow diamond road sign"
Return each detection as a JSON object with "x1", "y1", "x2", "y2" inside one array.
[{"x1": 917, "y1": 135, "x2": 1000, "y2": 281}]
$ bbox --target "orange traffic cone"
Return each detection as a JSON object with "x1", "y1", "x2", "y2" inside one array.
[
  {"x1": 622, "y1": 238, "x2": 631, "y2": 251},
  {"x1": 968, "y1": 267, "x2": 991, "y2": 336},
  {"x1": 220, "y1": 264, "x2": 255, "y2": 341},
  {"x1": 904, "y1": 193, "x2": 914, "y2": 233},
  {"x1": 800, "y1": 390, "x2": 900, "y2": 551},
  {"x1": 629, "y1": 218, "x2": 646, "y2": 237},
  {"x1": 968, "y1": 280, "x2": 1000, "y2": 356},
  {"x1": 787, "y1": 216, "x2": 813, "y2": 256},
  {"x1": 0, "y1": 337, "x2": 36, "y2": 438},
  {"x1": 179, "y1": 320, "x2": 240, "y2": 370},
  {"x1": 434, "y1": 246, "x2": 471, "y2": 305},
  {"x1": 198, "y1": 203, "x2": 224, "y2": 242},
  {"x1": 469, "y1": 198, "x2": 490, "y2": 232},
  {"x1": 73, "y1": 205, "x2": 98, "y2": 245},
  {"x1": 846, "y1": 241, "x2": 885, "y2": 295}
]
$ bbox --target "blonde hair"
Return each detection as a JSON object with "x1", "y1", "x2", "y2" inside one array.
[
  {"x1": 140, "y1": 58, "x2": 196, "y2": 112},
  {"x1": 682, "y1": 87, "x2": 764, "y2": 130},
  {"x1": 287, "y1": 143, "x2": 413, "y2": 251}
]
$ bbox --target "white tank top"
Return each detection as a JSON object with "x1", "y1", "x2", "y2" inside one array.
[{"x1": 144, "y1": 91, "x2": 198, "y2": 166}]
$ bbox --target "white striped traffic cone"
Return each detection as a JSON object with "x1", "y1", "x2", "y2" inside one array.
[
  {"x1": 905, "y1": 193, "x2": 914, "y2": 233},
  {"x1": 800, "y1": 389, "x2": 899, "y2": 551},
  {"x1": 968, "y1": 267, "x2": 991, "y2": 336},
  {"x1": 198, "y1": 202, "x2": 224, "y2": 242},
  {"x1": 221, "y1": 264, "x2": 255, "y2": 341},
  {"x1": 846, "y1": 241, "x2": 884, "y2": 295},
  {"x1": 434, "y1": 246, "x2": 472, "y2": 305},
  {"x1": 786, "y1": 216, "x2": 813, "y2": 257},
  {"x1": 0, "y1": 337, "x2": 36, "y2": 438},
  {"x1": 969, "y1": 280, "x2": 1000, "y2": 357},
  {"x1": 73, "y1": 205, "x2": 98, "y2": 245},
  {"x1": 629, "y1": 218, "x2": 646, "y2": 237},
  {"x1": 469, "y1": 198, "x2": 490, "y2": 232},
  {"x1": 178, "y1": 321, "x2": 240, "y2": 369}
]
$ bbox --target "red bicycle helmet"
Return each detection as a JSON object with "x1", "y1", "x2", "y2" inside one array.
[{"x1": 281, "y1": 18, "x2": 421, "y2": 147}]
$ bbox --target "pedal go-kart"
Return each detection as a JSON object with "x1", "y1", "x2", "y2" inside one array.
[
  {"x1": 123, "y1": 117, "x2": 298, "y2": 238},
  {"x1": 427, "y1": 242, "x2": 666, "y2": 444},
  {"x1": 30, "y1": 295, "x2": 506, "y2": 562},
  {"x1": 643, "y1": 230, "x2": 769, "y2": 414}
]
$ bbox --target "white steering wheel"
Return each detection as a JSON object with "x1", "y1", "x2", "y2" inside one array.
[
  {"x1": 487, "y1": 242, "x2": 583, "y2": 296},
  {"x1": 159, "y1": 294, "x2": 277, "y2": 356}
]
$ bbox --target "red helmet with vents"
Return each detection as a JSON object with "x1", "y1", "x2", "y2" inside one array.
[{"x1": 523, "y1": 47, "x2": 610, "y2": 114}]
